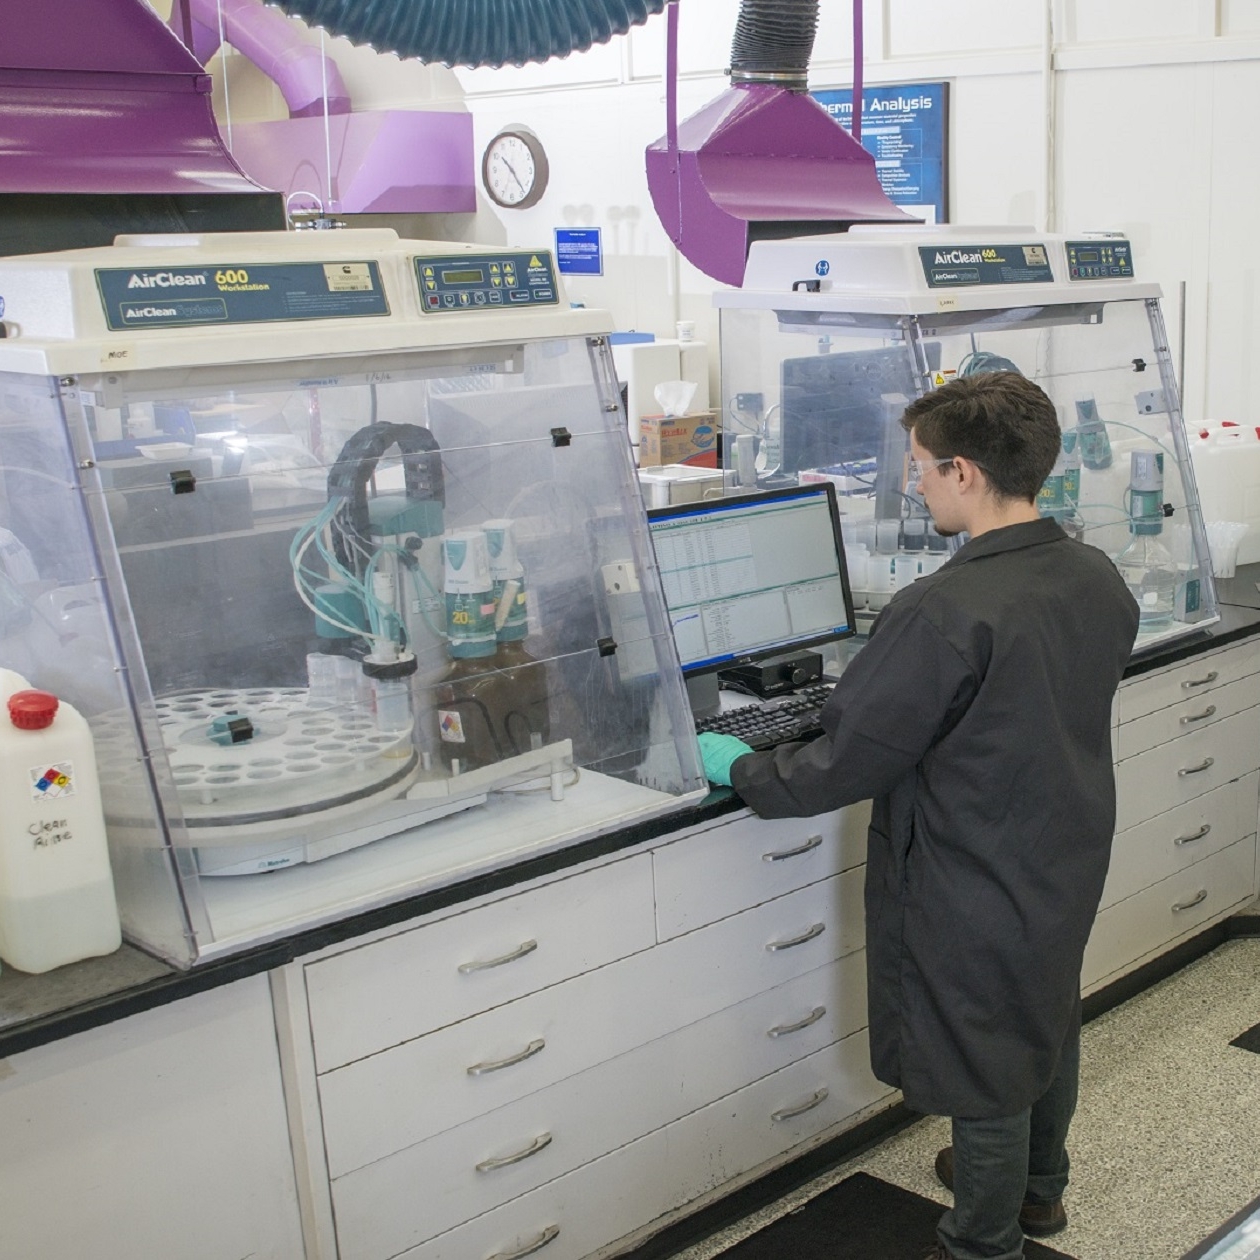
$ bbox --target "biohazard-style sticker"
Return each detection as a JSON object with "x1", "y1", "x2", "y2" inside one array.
[{"x1": 30, "y1": 762, "x2": 76, "y2": 800}]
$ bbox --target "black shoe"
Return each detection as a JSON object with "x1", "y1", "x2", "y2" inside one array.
[{"x1": 934, "y1": 1146, "x2": 1068, "y2": 1238}]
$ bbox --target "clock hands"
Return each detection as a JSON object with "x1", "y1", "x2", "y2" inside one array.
[{"x1": 498, "y1": 155, "x2": 527, "y2": 195}]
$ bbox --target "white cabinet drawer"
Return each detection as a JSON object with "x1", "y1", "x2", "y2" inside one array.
[
  {"x1": 1083, "y1": 835, "x2": 1257, "y2": 991},
  {"x1": 653, "y1": 802, "x2": 870, "y2": 938},
  {"x1": 1118, "y1": 643, "x2": 1258, "y2": 725},
  {"x1": 331, "y1": 951, "x2": 869, "y2": 1260},
  {"x1": 1114, "y1": 704, "x2": 1260, "y2": 832},
  {"x1": 394, "y1": 1032, "x2": 893, "y2": 1260},
  {"x1": 1116, "y1": 670, "x2": 1260, "y2": 760},
  {"x1": 1101, "y1": 772, "x2": 1259, "y2": 910},
  {"x1": 319, "y1": 867, "x2": 866, "y2": 1177},
  {"x1": 304, "y1": 854, "x2": 657, "y2": 1071}
]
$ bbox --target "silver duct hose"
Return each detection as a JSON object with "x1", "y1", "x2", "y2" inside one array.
[{"x1": 729, "y1": 0, "x2": 819, "y2": 91}]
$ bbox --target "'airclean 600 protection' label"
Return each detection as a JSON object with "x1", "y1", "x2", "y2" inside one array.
[
  {"x1": 95, "y1": 262, "x2": 389, "y2": 330},
  {"x1": 919, "y1": 244, "x2": 1054, "y2": 288}
]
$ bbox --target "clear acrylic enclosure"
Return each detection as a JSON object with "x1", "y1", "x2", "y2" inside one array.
[
  {"x1": 716, "y1": 231, "x2": 1217, "y2": 651},
  {"x1": 0, "y1": 232, "x2": 705, "y2": 966}
]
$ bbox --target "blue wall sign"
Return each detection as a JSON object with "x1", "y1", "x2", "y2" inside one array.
[
  {"x1": 811, "y1": 82, "x2": 949, "y2": 224},
  {"x1": 554, "y1": 228, "x2": 603, "y2": 276}
]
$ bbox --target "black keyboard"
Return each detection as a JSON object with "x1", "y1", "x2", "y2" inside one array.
[{"x1": 696, "y1": 682, "x2": 833, "y2": 751}]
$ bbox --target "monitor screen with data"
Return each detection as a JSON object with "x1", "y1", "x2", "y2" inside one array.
[{"x1": 646, "y1": 484, "x2": 855, "y2": 677}]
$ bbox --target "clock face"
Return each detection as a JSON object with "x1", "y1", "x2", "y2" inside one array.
[{"x1": 482, "y1": 131, "x2": 549, "y2": 209}]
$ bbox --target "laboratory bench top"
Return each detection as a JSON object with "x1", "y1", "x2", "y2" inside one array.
[{"x1": 4, "y1": 575, "x2": 1260, "y2": 1060}]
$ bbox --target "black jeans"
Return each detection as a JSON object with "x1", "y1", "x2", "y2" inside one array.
[{"x1": 936, "y1": 1017, "x2": 1080, "y2": 1260}]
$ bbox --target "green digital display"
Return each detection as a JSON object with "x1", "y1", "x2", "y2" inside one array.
[{"x1": 441, "y1": 268, "x2": 486, "y2": 285}]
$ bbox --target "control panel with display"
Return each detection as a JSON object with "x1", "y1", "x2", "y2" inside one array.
[
  {"x1": 1065, "y1": 239, "x2": 1134, "y2": 281},
  {"x1": 413, "y1": 251, "x2": 560, "y2": 313}
]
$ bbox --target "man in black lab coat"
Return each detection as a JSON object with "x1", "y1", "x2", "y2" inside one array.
[{"x1": 698, "y1": 373, "x2": 1140, "y2": 1260}]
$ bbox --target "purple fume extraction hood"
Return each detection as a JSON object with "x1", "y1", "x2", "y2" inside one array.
[
  {"x1": 647, "y1": 0, "x2": 916, "y2": 288},
  {"x1": 0, "y1": 0, "x2": 282, "y2": 255},
  {"x1": 0, "y1": 0, "x2": 269, "y2": 199},
  {"x1": 170, "y1": 0, "x2": 475, "y2": 216}
]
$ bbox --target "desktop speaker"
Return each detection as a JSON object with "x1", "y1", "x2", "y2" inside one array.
[{"x1": 720, "y1": 651, "x2": 823, "y2": 698}]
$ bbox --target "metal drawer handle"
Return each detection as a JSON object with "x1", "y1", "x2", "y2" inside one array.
[
  {"x1": 487, "y1": 1224, "x2": 560, "y2": 1260},
  {"x1": 768, "y1": 1006, "x2": 827, "y2": 1038},
  {"x1": 1172, "y1": 888, "x2": 1208, "y2": 912},
  {"x1": 763, "y1": 834, "x2": 824, "y2": 862},
  {"x1": 766, "y1": 922, "x2": 826, "y2": 952},
  {"x1": 771, "y1": 1087, "x2": 830, "y2": 1122},
  {"x1": 1178, "y1": 757, "x2": 1215, "y2": 777},
  {"x1": 1180, "y1": 705, "x2": 1217, "y2": 725},
  {"x1": 459, "y1": 939, "x2": 538, "y2": 974},
  {"x1": 476, "y1": 1132, "x2": 553, "y2": 1172},
  {"x1": 467, "y1": 1038, "x2": 546, "y2": 1076},
  {"x1": 1173, "y1": 824, "x2": 1211, "y2": 846},
  {"x1": 1182, "y1": 670, "x2": 1219, "y2": 689}
]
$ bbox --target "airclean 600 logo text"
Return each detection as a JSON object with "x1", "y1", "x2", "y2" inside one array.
[{"x1": 126, "y1": 272, "x2": 208, "y2": 289}]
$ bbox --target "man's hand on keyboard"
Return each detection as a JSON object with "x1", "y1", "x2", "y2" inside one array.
[{"x1": 697, "y1": 731, "x2": 754, "y2": 787}]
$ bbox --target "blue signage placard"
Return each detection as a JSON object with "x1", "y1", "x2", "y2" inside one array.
[
  {"x1": 811, "y1": 82, "x2": 948, "y2": 224},
  {"x1": 95, "y1": 261, "x2": 389, "y2": 331},
  {"x1": 554, "y1": 228, "x2": 603, "y2": 276}
]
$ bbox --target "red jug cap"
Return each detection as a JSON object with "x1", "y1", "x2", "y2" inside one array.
[{"x1": 8, "y1": 690, "x2": 59, "y2": 730}]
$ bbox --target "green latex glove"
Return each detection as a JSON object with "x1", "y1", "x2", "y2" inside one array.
[{"x1": 697, "y1": 730, "x2": 754, "y2": 787}]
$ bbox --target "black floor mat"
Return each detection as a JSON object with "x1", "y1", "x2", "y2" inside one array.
[
  {"x1": 709, "y1": 1172, "x2": 1077, "y2": 1260},
  {"x1": 1229, "y1": 1022, "x2": 1260, "y2": 1055}
]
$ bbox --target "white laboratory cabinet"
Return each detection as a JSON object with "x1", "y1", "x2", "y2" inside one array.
[
  {"x1": 1084, "y1": 642, "x2": 1260, "y2": 990},
  {"x1": 273, "y1": 800, "x2": 892, "y2": 1260},
  {"x1": 0, "y1": 975, "x2": 304, "y2": 1260}
]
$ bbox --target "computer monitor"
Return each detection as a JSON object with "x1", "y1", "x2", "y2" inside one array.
[{"x1": 646, "y1": 483, "x2": 856, "y2": 679}]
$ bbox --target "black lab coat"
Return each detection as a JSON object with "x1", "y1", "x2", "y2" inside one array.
[{"x1": 732, "y1": 518, "x2": 1140, "y2": 1118}]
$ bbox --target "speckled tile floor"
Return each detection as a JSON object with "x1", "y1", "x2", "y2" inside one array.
[{"x1": 667, "y1": 937, "x2": 1260, "y2": 1260}]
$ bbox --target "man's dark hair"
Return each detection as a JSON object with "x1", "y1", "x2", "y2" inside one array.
[{"x1": 900, "y1": 372, "x2": 1062, "y2": 502}]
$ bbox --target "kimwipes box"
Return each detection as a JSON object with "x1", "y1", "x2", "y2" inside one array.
[{"x1": 639, "y1": 411, "x2": 718, "y2": 467}]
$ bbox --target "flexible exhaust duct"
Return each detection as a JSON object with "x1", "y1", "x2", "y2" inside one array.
[
  {"x1": 266, "y1": 0, "x2": 666, "y2": 68},
  {"x1": 729, "y1": 0, "x2": 818, "y2": 90},
  {"x1": 647, "y1": 0, "x2": 913, "y2": 287}
]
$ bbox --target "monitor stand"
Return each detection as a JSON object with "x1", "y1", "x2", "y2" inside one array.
[{"x1": 685, "y1": 673, "x2": 721, "y2": 720}]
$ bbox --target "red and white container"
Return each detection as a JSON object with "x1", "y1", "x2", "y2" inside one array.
[{"x1": 0, "y1": 678, "x2": 121, "y2": 973}]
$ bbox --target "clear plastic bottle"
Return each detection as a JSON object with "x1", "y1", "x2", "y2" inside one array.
[
  {"x1": 1115, "y1": 536, "x2": 1177, "y2": 629},
  {"x1": 1114, "y1": 450, "x2": 1176, "y2": 629}
]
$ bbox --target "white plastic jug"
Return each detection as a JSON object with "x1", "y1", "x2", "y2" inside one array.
[{"x1": 0, "y1": 686, "x2": 121, "y2": 973}]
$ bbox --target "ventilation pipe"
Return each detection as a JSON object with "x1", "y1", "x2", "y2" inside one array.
[
  {"x1": 646, "y1": 0, "x2": 914, "y2": 288},
  {"x1": 265, "y1": 0, "x2": 667, "y2": 67},
  {"x1": 171, "y1": 0, "x2": 351, "y2": 119}
]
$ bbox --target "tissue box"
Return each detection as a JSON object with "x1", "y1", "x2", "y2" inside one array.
[{"x1": 639, "y1": 411, "x2": 718, "y2": 467}]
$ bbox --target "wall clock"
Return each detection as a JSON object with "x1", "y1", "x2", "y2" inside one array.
[{"x1": 481, "y1": 128, "x2": 550, "y2": 210}]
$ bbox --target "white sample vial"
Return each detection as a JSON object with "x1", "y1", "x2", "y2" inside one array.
[
  {"x1": 372, "y1": 676, "x2": 412, "y2": 733},
  {"x1": 875, "y1": 521, "x2": 900, "y2": 554},
  {"x1": 867, "y1": 556, "x2": 893, "y2": 609},
  {"x1": 734, "y1": 433, "x2": 757, "y2": 487},
  {"x1": 892, "y1": 554, "x2": 919, "y2": 589}
]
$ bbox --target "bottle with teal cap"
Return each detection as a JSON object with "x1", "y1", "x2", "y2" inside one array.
[
  {"x1": 485, "y1": 519, "x2": 550, "y2": 751},
  {"x1": 430, "y1": 529, "x2": 501, "y2": 769}
]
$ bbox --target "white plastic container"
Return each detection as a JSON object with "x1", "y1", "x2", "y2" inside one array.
[
  {"x1": 0, "y1": 685, "x2": 121, "y2": 973},
  {"x1": 1187, "y1": 422, "x2": 1260, "y2": 565}
]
